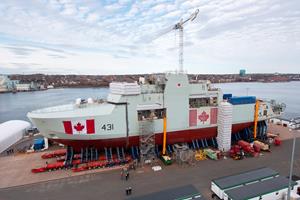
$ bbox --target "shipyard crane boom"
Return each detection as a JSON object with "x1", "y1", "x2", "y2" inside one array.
[{"x1": 162, "y1": 9, "x2": 199, "y2": 72}]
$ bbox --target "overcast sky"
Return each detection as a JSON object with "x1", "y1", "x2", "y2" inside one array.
[{"x1": 0, "y1": 0, "x2": 299, "y2": 75}]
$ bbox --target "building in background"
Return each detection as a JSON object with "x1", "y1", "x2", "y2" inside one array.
[
  {"x1": 0, "y1": 75, "x2": 43, "y2": 93},
  {"x1": 0, "y1": 75, "x2": 18, "y2": 92},
  {"x1": 16, "y1": 83, "x2": 31, "y2": 91},
  {"x1": 0, "y1": 75, "x2": 10, "y2": 92},
  {"x1": 239, "y1": 69, "x2": 246, "y2": 77}
]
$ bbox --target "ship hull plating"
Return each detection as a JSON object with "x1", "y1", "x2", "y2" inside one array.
[{"x1": 51, "y1": 122, "x2": 253, "y2": 150}]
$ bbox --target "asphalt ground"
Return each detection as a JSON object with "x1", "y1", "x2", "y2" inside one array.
[{"x1": 0, "y1": 138, "x2": 299, "y2": 200}]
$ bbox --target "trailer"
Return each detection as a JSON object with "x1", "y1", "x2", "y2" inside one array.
[
  {"x1": 223, "y1": 176, "x2": 298, "y2": 200},
  {"x1": 211, "y1": 168, "x2": 279, "y2": 199}
]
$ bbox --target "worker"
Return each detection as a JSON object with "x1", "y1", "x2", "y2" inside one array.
[
  {"x1": 128, "y1": 187, "x2": 132, "y2": 195},
  {"x1": 120, "y1": 169, "x2": 124, "y2": 180},
  {"x1": 125, "y1": 171, "x2": 129, "y2": 181}
]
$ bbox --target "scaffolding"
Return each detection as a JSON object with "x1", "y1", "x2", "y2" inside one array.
[
  {"x1": 139, "y1": 119, "x2": 156, "y2": 165},
  {"x1": 173, "y1": 144, "x2": 195, "y2": 166}
]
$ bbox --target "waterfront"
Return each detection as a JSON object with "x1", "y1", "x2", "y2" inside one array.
[{"x1": 0, "y1": 81, "x2": 299, "y2": 123}]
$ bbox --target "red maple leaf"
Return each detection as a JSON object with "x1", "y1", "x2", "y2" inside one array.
[
  {"x1": 74, "y1": 122, "x2": 85, "y2": 132},
  {"x1": 198, "y1": 111, "x2": 209, "y2": 124}
]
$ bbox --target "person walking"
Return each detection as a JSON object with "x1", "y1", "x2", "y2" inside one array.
[{"x1": 120, "y1": 169, "x2": 124, "y2": 180}]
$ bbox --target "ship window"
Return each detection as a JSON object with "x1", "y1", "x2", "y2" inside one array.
[
  {"x1": 138, "y1": 109, "x2": 166, "y2": 121},
  {"x1": 263, "y1": 110, "x2": 268, "y2": 116},
  {"x1": 189, "y1": 97, "x2": 217, "y2": 108}
]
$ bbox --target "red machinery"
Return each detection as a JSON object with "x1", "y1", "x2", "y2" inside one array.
[
  {"x1": 41, "y1": 149, "x2": 66, "y2": 159},
  {"x1": 274, "y1": 137, "x2": 281, "y2": 146},
  {"x1": 238, "y1": 140, "x2": 253, "y2": 152},
  {"x1": 33, "y1": 151, "x2": 132, "y2": 173},
  {"x1": 229, "y1": 141, "x2": 260, "y2": 160},
  {"x1": 253, "y1": 143, "x2": 261, "y2": 153}
]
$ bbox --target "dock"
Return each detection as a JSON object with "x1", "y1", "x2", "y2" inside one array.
[{"x1": 0, "y1": 124, "x2": 299, "y2": 199}]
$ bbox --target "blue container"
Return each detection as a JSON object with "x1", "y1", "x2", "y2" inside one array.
[
  {"x1": 223, "y1": 93, "x2": 232, "y2": 99},
  {"x1": 228, "y1": 96, "x2": 256, "y2": 105},
  {"x1": 34, "y1": 138, "x2": 44, "y2": 150}
]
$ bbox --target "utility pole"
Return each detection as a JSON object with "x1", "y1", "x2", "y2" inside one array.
[{"x1": 287, "y1": 117, "x2": 300, "y2": 200}]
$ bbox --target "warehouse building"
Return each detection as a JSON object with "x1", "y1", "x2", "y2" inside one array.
[
  {"x1": 211, "y1": 167, "x2": 279, "y2": 199},
  {"x1": 223, "y1": 176, "x2": 298, "y2": 200}
]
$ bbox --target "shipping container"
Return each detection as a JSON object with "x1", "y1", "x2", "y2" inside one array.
[
  {"x1": 34, "y1": 138, "x2": 44, "y2": 150},
  {"x1": 223, "y1": 94, "x2": 232, "y2": 100},
  {"x1": 228, "y1": 96, "x2": 256, "y2": 105}
]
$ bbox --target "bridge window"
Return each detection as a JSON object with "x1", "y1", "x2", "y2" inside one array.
[
  {"x1": 189, "y1": 97, "x2": 217, "y2": 108},
  {"x1": 138, "y1": 109, "x2": 166, "y2": 121}
]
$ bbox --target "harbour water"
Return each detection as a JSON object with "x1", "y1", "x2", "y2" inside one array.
[{"x1": 0, "y1": 81, "x2": 299, "y2": 123}]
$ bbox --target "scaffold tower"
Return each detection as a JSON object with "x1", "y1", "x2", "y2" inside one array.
[{"x1": 139, "y1": 119, "x2": 156, "y2": 164}]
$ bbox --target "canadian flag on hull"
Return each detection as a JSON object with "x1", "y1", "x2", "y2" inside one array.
[
  {"x1": 63, "y1": 119, "x2": 95, "y2": 135},
  {"x1": 189, "y1": 107, "x2": 218, "y2": 127}
]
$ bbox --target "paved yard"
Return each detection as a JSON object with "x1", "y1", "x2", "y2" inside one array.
[{"x1": 0, "y1": 138, "x2": 299, "y2": 200}]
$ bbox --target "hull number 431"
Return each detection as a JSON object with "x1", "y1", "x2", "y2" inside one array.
[{"x1": 101, "y1": 124, "x2": 114, "y2": 131}]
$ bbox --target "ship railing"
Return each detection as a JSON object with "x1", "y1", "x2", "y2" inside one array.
[
  {"x1": 260, "y1": 99, "x2": 286, "y2": 115},
  {"x1": 32, "y1": 104, "x2": 76, "y2": 113},
  {"x1": 165, "y1": 70, "x2": 188, "y2": 75}
]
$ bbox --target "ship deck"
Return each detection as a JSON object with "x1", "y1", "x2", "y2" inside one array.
[{"x1": 0, "y1": 124, "x2": 299, "y2": 200}]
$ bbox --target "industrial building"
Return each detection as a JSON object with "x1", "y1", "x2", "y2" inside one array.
[
  {"x1": 16, "y1": 83, "x2": 31, "y2": 91},
  {"x1": 211, "y1": 167, "x2": 279, "y2": 199},
  {"x1": 212, "y1": 168, "x2": 300, "y2": 200},
  {"x1": 128, "y1": 184, "x2": 205, "y2": 200},
  {"x1": 239, "y1": 69, "x2": 246, "y2": 77},
  {"x1": 0, "y1": 75, "x2": 41, "y2": 92},
  {"x1": 223, "y1": 176, "x2": 298, "y2": 200},
  {"x1": 0, "y1": 75, "x2": 18, "y2": 92}
]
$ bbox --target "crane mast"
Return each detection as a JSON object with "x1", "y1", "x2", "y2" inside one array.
[
  {"x1": 178, "y1": 24, "x2": 184, "y2": 72},
  {"x1": 172, "y1": 9, "x2": 199, "y2": 72}
]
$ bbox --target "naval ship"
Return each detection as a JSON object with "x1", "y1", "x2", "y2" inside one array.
[
  {"x1": 27, "y1": 9, "x2": 285, "y2": 152},
  {"x1": 27, "y1": 72, "x2": 284, "y2": 150}
]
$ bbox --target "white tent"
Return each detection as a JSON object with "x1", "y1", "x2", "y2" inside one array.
[{"x1": 0, "y1": 120, "x2": 31, "y2": 153}]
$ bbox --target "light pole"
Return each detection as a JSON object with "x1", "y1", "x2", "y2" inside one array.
[{"x1": 287, "y1": 118, "x2": 299, "y2": 200}]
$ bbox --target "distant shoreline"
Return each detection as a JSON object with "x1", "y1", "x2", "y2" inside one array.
[{"x1": 1, "y1": 80, "x2": 299, "y2": 94}]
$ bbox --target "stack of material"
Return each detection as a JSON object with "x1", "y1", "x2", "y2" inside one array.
[
  {"x1": 109, "y1": 82, "x2": 141, "y2": 95},
  {"x1": 217, "y1": 102, "x2": 233, "y2": 152},
  {"x1": 195, "y1": 150, "x2": 206, "y2": 161},
  {"x1": 204, "y1": 149, "x2": 219, "y2": 160}
]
